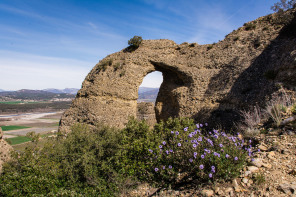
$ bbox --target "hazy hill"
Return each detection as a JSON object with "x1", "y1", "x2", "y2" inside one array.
[
  {"x1": 138, "y1": 88, "x2": 159, "y2": 101},
  {"x1": 43, "y1": 88, "x2": 79, "y2": 95},
  {"x1": 138, "y1": 87, "x2": 159, "y2": 94},
  {"x1": 0, "y1": 89, "x2": 74, "y2": 101}
]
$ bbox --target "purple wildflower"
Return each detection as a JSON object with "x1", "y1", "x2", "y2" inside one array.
[
  {"x1": 196, "y1": 124, "x2": 200, "y2": 128},
  {"x1": 234, "y1": 157, "x2": 238, "y2": 161},
  {"x1": 188, "y1": 133, "x2": 193, "y2": 138},
  {"x1": 199, "y1": 164, "x2": 204, "y2": 169},
  {"x1": 148, "y1": 149, "x2": 153, "y2": 153},
  {"x1": 201, "y1": 154, "x2": 205, "y2": 159},
  {"x1": 159, "y1": 145, "x2": 163, "y2": 149},
  {"x1": 209, "y1": 173, "x2": 212, "y2": 178},
  {"x1": 193, "y1": 144, "x2": 197, "y2": 148},
  {"x1": 184, "y1": 127, "x2": 188, "y2": 131},
  {"x1": 171, "y1": 131, "x2": 174, "y2": 134},
  {"x1": 258, "y1": 149, "x2": 261, "y2": 152},
  {"x1": 189, "y1": 158, "x2": 193, "y2": 162},
  {"x1": 169, "y1": 149, "x2": 173, "y2": 152},
  {"x1": 178, "y1": 143, "x2": 181, "y2": 147},
  {"x1": 226, "y1": 154, "x2": 230, "y2": 158},
  {"x1": 169, "y1": 165, "x2": 172, "y2": 169},
  {"x1": 219, "y1": 144, "x2": 223, "y2": 148},
  {"x1": 205, "y1": 123, "x2": 208, "y2": 126},
  {"x1": 162, "y1": 141, "x2": 166, "y2": 145},
  {"x1": 200, "y1": 124, "x2": 203, "y2": 127},
  {"x1": 175, "y1": 131, "x2": 179, "y2": 135},
  {"x1": 198, "y1": 136, "x2": 202, "y2": 141},
  {"x1": 166, "y1": 150, "x2": 169, "y2": 154},
  {"x1": 163, "y1": 166, "x2": 165, "y2": 169},
  {"x1": 155, "y1": 168, "x2": 159, "y2": 172}
]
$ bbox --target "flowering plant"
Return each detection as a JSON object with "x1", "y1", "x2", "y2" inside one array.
[{"x1": 147, "y1": 118, "x2": 254, "y2": 186}]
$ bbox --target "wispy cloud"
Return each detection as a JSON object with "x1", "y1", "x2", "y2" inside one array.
[{"x1": 0, "y1": 50, "x2": 94, "y2": 90}]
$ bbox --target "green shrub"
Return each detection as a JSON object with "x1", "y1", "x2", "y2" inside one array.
[
  {"x1": 128, "y1": 36, "x2": 143, "y2": 49},
  {"x1": 0, "y1": 124, "x2": 129, "y2": 196},
  {"x1": 140, "y1": 118, "x2": 252, "y2": 187},
  {"x1": 252, "y1": 173, "x2": 265, "y2": 185},
  {"x1": 119, "y1": 117, "x2": 157, "y2": 180},
  {"x1": 244, "y1": 23, "x2": 256, "y2": 31},
  {"x1": 96, "y1": 59, "x2": 113, "y2": 72},
  {"x1": 113, "y1": 62, "x2": 121, "y2": 71},
  {"x1": 271, "y1": 0, "x2": 296, "y2": 12},
  {"x1": 292, "y1": 104, "x2": 296, "y2": 115},
  {"x1": 0, "y1": 118, "x2": 254, "y2": 194}
]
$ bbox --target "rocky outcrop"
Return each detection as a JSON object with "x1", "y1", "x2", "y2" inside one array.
[
  {"x1": 60, "y1": 9, "x2": 296, "y2": 132},
  {"x1": 137, "y1": 102, "x2": 156, "y2": 126},
  {"x1": 0, "y1": 127, "x2": 13, "y2": 173}
]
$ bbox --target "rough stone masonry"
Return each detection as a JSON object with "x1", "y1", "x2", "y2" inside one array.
[{"x1": 59, "y1": 9, "x2": 296, "y2": 132}]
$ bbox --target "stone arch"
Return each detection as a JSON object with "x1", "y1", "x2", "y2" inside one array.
[{"x1": 148, "y1": 61, "x2": 194, "y2": 122}]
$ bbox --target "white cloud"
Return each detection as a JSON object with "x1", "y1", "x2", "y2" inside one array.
[{"x1": 0, "y1": 50, "x2": 94, "y2": 90}]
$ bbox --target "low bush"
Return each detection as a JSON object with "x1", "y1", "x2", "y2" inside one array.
[
  {"x1": 0, "y1": 118, "x2": 255, "y2": 195},
  {"x1": 146, "y1": 119, "x2": 252, "y2": 186},
  {"x1": 0, "y1": 124, "x2": 129, "y2": 196},
  {"x1": 292, "y1": 104, "x2": 296, "y2": 115},
  {"x1": 244, "y1": 23, "x2": 256, "y2": 31},
  {"x1": 128, "y1": 36, "x2": 143, "y2": 50}
]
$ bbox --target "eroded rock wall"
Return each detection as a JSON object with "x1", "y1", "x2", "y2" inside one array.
[{"x1": 59, "y1": 9, "x2": 296, "y2": 132}]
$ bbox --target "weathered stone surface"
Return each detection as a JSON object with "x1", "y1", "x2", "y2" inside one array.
[
  {"x1": 0, "y1": 139, "x2": 13, "y2": 173},
  {"x1": 258, "y1": 145, "x2": 269, "y2": 151},
  {"x1": 137, "y1": 102, "x2": 156, "y2": 126},
  {"x1": 201, "y1": 189, "x2": 214, "y2": 197},
  {"x1": 247, "y1": 166, "x2": 260, "y2": 173},
  {"x1": 277, "y1": 183, "x2": 296, "y2": 194},
  {"x1": 59, "y1": 9, "x2": 296, "y2": 132}
]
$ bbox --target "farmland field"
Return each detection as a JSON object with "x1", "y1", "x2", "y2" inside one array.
[
  {"x1": 6, "y1": 136, "x2": 32, "y2": 145},
  {"x1": 1, "y1": 125, "x2": 30, "y2": 131}
]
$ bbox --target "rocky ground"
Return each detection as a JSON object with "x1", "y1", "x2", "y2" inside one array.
[{"x1": 124, "y1": 132, "x2": 296, "y2": 197}]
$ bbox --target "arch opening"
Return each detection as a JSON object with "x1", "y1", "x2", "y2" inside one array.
[{"x1": 137, "y1": 71, "x2": 163, "y2": 126}]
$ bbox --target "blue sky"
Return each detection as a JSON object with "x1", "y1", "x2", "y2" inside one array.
[{"x1": 0, "y1": 0, "x2": 278, "y2": 90}]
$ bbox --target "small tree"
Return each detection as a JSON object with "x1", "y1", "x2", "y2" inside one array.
[
  {"x1": 271, "y1": 0, "x2": 296, "y2": 12},
  {"x1": 128, "y1": 36, "x2": 143, "y2": 49}
]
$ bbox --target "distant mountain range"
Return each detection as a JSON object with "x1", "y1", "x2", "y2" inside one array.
[
  {"x1": 0, "y1": 87, "x2": 159, "y2": 102},
  {"x1": 43, "y1": 88, "x2": 79, "y2": 95},
  {"x1": 138, "y1": 87, "x2": 159, "y2": 101},
  {"x1": 0, "y1": 89, "x2": 75, "y2": 101}
]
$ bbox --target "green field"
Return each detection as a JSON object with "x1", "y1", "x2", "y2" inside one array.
[
  {"x1": 1, "y1": 125, "x2": 31, "y2": 131},
  {"x1": 0, "y1": 101, "x2": 24, "y2": 104},
  {"x1": 6, "y1": 136, "x2": 32, "y2": 145}
]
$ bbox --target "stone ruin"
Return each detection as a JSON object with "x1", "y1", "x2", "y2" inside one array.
[{"x1": 59, "y1": 9, "x2": 296, "y2": 132}]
